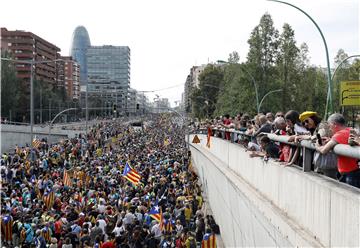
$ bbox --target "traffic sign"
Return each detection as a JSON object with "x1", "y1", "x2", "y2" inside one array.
[{"x1": 340, "y1": 81, "x2": 360, "y2": 106}]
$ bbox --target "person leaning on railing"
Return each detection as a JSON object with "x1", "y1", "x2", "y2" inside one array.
[{"x1": 316, "y1": 113, "x2": 360, "y2": 188}]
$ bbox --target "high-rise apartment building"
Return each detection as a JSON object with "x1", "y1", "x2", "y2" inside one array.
[
  {"x1": 86, "y1": 45, "x2": 130, "y2": 113},
  {"x1": 58, "y1": 56, "x2": 80, "y2": 100},
  {"x1": 184, "y1": 65, "x2": 207, "y2": 113},
  {"x1": 0, "y1": 27, "x2": 61, "y2": 86}
]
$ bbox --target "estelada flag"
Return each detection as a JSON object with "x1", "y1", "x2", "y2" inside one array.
[
  {"x1": 32, "y1": 138, "x2": 41, "y2": 149},
  {"x1": 63, "y1": 170, "x2": 72, "y2": 187},
  {"x1": 206, "y1": 127, "x2": 212, "y2": 148},
  {"x1": 43, "y1": 189, "x2": 55, "y2": 210},
  {"x1": 192, "y1": 135, "x2": 200, "y2": 144},
  {"x1": 201, "y1": 233, "x2": 217, "y2": 248},
  {"x1": 122, "y1": 162, "x2": 141, "y2": 186}
]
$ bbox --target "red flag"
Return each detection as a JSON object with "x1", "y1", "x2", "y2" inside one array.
[{"x1": 206, "y1": 127, "x2": 212, "y2": 148}]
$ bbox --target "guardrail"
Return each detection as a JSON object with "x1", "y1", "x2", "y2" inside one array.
[{"x1": 190, "y1": 127, "x2": 360, "y2": 173}]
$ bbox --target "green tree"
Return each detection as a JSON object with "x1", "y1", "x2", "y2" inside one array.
[
  {"x1": 1, "y1": 52, "x2": 22, "y2": 121},
  {"x1": 228, "y1": 51, "x2": 240, "y2": 64},
  {"x1": 276, "y1": 23, "x2": 299, "y2": 110},
  {"x1": 247, "y1": 13, "x2": 279, "y2": 111},
  {"x1": 191, "y1": 65, "x2": 224, "y2": 118}
]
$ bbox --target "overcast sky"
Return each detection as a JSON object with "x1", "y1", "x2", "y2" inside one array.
[{"x1": 1, "y1": 0, "x2": 358, "y2": 106}]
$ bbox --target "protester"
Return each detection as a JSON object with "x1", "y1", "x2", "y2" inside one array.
[
  {"x1": 0, "y1": 115, "x2": 218, "y2": 247},
  {"x1": 316, "y1": 113, "x2": 360, "y2": 188}
]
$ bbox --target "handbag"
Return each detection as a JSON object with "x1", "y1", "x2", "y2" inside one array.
[{"x1": 313, "y1": 151, "x2": 338, "y2": 170}]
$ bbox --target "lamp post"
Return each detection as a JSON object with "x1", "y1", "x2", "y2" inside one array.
[
  {"x1": 48, "y1": 108, "x2": 78, "y2": 143},
  {"x1": 258, "y1": 89, "x2": 283, "y2": 112},
  {"x1": 0, "y1": 57, "x2": 62, "y2": 147},
  {"x1": 267, "y1": 0, "x2": 333, "y2": 119}
]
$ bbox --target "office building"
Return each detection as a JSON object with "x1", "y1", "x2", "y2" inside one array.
[
  {"x1": 70, "y1": 26, "x2": 91, "y2": 86},
  {"x1": 86, "y1": 45, "x2": 130, "y2": 114}
]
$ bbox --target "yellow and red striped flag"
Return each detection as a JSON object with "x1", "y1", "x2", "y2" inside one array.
[
  {"x1": 43, "y1": 190, "x2": 55, "y2": 209},
  {"x1": 201, "y1": 233, "x2": 217, "y2": 248},
  {"x1": 1, "y1": 215, "x2": 13, "y2": 242},
  {"x1": 122, "y1": 162, "x2": 141, "y2": 186},
  {"x1": 63, "y1": 170, "x2": 72, "y2": 187},
  {"x1": 32, "y1": 138, "x2": 41, "y2": 149}
]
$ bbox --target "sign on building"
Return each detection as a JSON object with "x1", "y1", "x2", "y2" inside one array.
[{"x1": 340, "y1": 81, "x2": 360, "y2": 106}]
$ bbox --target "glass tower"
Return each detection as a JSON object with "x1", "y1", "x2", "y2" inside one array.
[
  {"x1": 70, "y1": 26, "x2": 91, "y2": 86},
  {"x1": 87, "y1": 45, "x2": 131, "y2": 113}
]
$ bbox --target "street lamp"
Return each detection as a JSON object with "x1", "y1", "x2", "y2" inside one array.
[
  {"x1": 267, "y1": 0, "x2": 333, "y2": 118},
  {"x1": 0, "y1": 57, "x2": 63, "y2": 147},
  {"x1": 48, "y1": 108, "x2": 79, "y2": 143},
  {"x1": 258, "y1": 89, "x2": 283, "y2": 112}
]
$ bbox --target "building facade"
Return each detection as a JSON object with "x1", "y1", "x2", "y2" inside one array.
[
  {"x1": 59, "y1": 56, "x2": 80, "y2": 100},
  {"x1": 183, "y1": 64, "x2": 207, "y2": 113},
  {"x1": 70, "y1": 26, "x2": 91, "y2": 86},
  {"x1": 86, "y1": 45, "x2": 131, "y2": 114},
  {"x1": 1, "y1": 27, "x2": 61, "y2": 86}
]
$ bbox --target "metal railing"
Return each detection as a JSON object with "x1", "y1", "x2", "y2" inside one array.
[{"x1": 190, "y1": 127, "x2": 360, "y2": 172}]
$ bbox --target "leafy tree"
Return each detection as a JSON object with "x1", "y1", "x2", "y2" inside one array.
[
  {"x1": 228, "y1": 51, "x2": 240, "y2": 64},
  {"x1": 191, "y1": 65, "x2": 224, "y2": 118},
  {"x1": 276, "y1": 23, "x2": 299, "y2": 110},
  {"x1": 1, "y1": 52, "x2": 22, "y2": 121},
  {"x1": 247, "y1": 13, "x2": 279, "y2": 112}
]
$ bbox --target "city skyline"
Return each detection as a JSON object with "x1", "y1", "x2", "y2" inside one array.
[{"x1": 0, "y1": 0, "x2": 358, "y2": 106}]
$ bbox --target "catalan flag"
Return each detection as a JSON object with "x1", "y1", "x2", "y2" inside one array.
[
  {"x1": 1, "y1": 215, "x2": 13, "y2": 241},
  {"x1": 122, "y1": 162, "x2": 141, "y2": 186},
  {"x1": 162, "y1": 218, "x2": 174, "y2": 233},
  {"x1": 201, "y1": 233, "x2": 217, "y2": 248},
  {"x1": 41, "y1": 226, "x2": 51, "y2": 243},
  {"x1": 43, "y1": 189, "x2": 55, "y2": 210},
  {"x1": 148, "y1": 202, "x2": 161, "y2": 222},
  {"x1": 63, "y1": 169, "x2": 72, "y2": 187},
  {"x1": 32, "y1": 138, "x2": 41, "y2": 149},
  {"x1": 159, "y1": 208, "x2": 164, "y2": 231}
]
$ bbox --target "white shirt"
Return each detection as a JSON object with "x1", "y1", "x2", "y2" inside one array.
[{"x1": 151, "y1": 224, "x2": 162, "y2": 238}]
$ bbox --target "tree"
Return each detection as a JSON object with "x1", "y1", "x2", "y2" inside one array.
[
  {"x1": 228, "y1": 51, "x2": 240, "y2": 64},
  {"x1": 247, "y1": 13, "x2": 279, "y2": 110},
  {"x1": 276, "y1": 23, "x2": 299, "y2": 110},
  {"x1": 191, "y1": 65, "x2": 224, "y2": 118},
  {"x1": 1, "y1": 51, "x2": 22, "y2": 121}
]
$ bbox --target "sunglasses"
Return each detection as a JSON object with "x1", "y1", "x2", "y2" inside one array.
[
  {"x1": 302, "y1": 119, "x2": 309, "y2": 126},
  {"x1": 276, "y1": 115, "x2": 284, "y2": 117}
]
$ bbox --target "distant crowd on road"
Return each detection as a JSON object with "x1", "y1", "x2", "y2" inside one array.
[
  {"x1": 0, "y1": 115, "x2": 219, "y2": 248},
  {"x1": 191, "y1": 111, "x2": 360, "y2": 189}
]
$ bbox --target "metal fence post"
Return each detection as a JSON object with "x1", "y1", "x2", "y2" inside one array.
[{"x1": 302, "y1": 146, "x2": 313, "y2": 172}]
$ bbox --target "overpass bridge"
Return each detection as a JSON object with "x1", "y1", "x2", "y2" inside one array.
[{"x1": 187, "y1": 131, "x2": 360, "y2": 247}]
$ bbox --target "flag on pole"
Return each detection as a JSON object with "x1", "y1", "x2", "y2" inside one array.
[
  {"x1": 159, "y1": 208, "x2": 164, "y2": 231},
  {"x1": 122, "y1": 162, "x2": 141, "y2": 186},
  {"x1": 206, "y1": 127, "x2": 212, "y2": 148},
  {"x1": 148, "y1": 201, "x2": 161, "y2": 222},
  {"x1": 63, "y1": 170, "x2": 72, "y2": 187},
  {"x1": 201, "y1": 233, "x2": 217, "y2": 248}
]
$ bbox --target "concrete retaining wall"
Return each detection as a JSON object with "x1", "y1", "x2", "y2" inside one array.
[
  {"x1": 189, "y1": 134, "x2": 360, "y2": 247},
  {"x1": 1, "y1": 124, "x2": 83, "y2": 153}
]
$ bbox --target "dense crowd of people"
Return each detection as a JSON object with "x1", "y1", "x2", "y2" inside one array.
[
  {"x1": 0, "y1": 115, "x2": 219, "y2": 248},
  {"x1": 192, "y1": 110, "x2": 360, "y2": 188}
]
